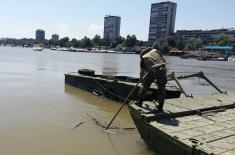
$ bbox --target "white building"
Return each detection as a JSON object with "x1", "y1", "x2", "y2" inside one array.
[
  {"x1": 104, "y1": 15, "x2": 121, "y2": 40},
  {"x1": 148, "y1": 1, "x2": 177, "y2": 45}
]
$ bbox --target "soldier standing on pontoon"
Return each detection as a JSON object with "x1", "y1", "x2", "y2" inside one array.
[{"x1": 137, "y1": 47, "x2": 167, "y2": 111}]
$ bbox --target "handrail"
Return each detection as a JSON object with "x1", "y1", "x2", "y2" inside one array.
[
  {"x1": 167, "y1": 71, "x2": 225, "y2": 95},
  {"x1": 168, "y1": 72, "x2": 191, "y2": 97}
]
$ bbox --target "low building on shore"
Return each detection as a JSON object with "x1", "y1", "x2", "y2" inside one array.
[
  {"x1": 176, "y1": 28, "x2": 235, "y2": 44},
  {"x1": 169, "y1": 48, "x2": 185, "y2": 56}
]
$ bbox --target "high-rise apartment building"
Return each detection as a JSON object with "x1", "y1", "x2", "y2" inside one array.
[
  {"x1": 52, "y1": 34, "x2": 59, "y2": 41},
  {"x1": 104, "y1": 15, "x2": 121, "y2": 40},
  {"x1": 148, "y1": 1, "x2": 177, "y2": 45},
  {"x1": 36, "y1": 29, "x2": 45, "y2": 42}
]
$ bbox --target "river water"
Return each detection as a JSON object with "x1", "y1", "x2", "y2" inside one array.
[{"x1": 0, "y1": 47, "x2": 234, "y2": 155}]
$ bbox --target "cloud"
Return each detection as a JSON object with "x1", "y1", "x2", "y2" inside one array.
[
  {"x1": 59, "y1": 24, "x2": 69, "y2": 33},
  {"x1": 16, "y1": 29, "x2": 32, "y2": 38},
  {"x1": 87, "y1": 24, "x2": 103, "y2": 36},
  {"x1": 57, "y1": 23, "x2": 73, "y2": 38}
]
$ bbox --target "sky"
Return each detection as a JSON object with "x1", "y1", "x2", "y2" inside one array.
[{"x1": 0, "y1": 0, "x2": 235, "y2": 41}]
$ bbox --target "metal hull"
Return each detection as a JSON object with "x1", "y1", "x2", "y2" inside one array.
[
  {"x1": 129, "y1": 105, "x2": 202, "y2": 155},
  {"x1": 64, "y1": 72, "x2": 181, "y2": 102}
]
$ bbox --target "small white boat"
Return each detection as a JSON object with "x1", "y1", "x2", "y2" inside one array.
[
  {"x1": 228, "y1": 56, "x2": 235, "y2": 62},
  {"x1": 99, "y1": 49, "x2": 108, "y2": 53},
  {"x1": 216, "y1": 57, "x2": 226, "y2": 61},
  {"x1": 32, "y1": 47, "x2": 43, "y2": 51},
  {"x1": 61, "y1": 47, "x2": 69, "y2": 51},
  {"x1": 50, "y1": 47, "x2": 57, "y2": 50},
  {"x1": 107, "y1": 50, "x2": 116, "y2": 53},
  {"x1": 80, "y1": 49, "x2": 89, "y2": 52}
]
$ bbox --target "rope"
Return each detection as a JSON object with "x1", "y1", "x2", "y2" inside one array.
[
  {"x1": 72, "y1": 114, "x2": 136, "y2": 131},
  {"x1": 87, "y1": 113, "x2": 135, "y2": 131}
]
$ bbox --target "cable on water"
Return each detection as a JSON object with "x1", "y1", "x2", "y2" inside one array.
[
  {"x1": 72, "y1": 122, "x2": 85, "y2": 130},
  {"x1": 81, "y1": 79, "x2": 138, "y2": 131},
  {"x1": 86, "y1": 113, "x2": 135, "y2": 131}
]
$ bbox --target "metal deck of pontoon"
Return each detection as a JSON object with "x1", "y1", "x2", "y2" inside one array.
[{"x1": 129, "y1": 93, "x2": 235, "y2": 155}]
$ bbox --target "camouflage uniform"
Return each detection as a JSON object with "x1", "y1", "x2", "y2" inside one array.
[{"x1": 138, "y1": 49, "x2": 167, "y2": 110}]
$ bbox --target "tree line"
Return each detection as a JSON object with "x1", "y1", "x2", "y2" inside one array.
[
  {"x1": 46, "y1": 34, "x2": 147, "y2": 49},
  {"x1": 0, "y1": 35, "x2": 147, "y2": 49},
  {"x1": 1, "y1": 33, "x2": 234, "y2": 55}
]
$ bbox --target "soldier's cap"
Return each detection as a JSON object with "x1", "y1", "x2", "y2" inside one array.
[{"x1": 140, "y1": 47, "x2": 153, "y2": 57}]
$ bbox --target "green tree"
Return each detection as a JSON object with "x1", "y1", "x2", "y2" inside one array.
[
  {"x1": 101, "y1": 37, "x2": 111, "y2": 47},
  {"x1": 125, "y1": 35, "x2": 137, "y2": 47},
  {"x1": 158, "y1": 39, "x2": 170, "y2": 54},
  {"x1": 92, "y1": 35, "x2": 102, "y2": 47},
  {"x1": 176, "y1": 41, "x2": 185, "y2": 50},
  {"x1": 48, "y1": 39, "x2": 59, "y2": 46},
  {"x1": 152, "y1": 41, "x2": 160, "y2": 50},
  {"x1": 59, "y1": 37, "x2": 70, "y2": 47},
  {"x1": 216, "y1": 34, "x2": 231, "y2": 46},
  {"x1": 152, "y1": 36, "x2": 178, "y2": 54},
  {"x1": 194, "y1": 39, "x2": 204, "y2": 49},
  {"x1": 185, "y1": 41, "x2": 194, "y2": 50},
  {"x1": 81, "y1": 36, "x2": 92, "y2": 48},
  {"x1": 166, "y1": 36, "x2": 176, "y2": 47},
  {"x1": 153, "y1": 38, "x2": 172, "y2": 54},
  {"x1": 138, "y1": 40, "x2": 147, "y2": 47},
  {"x1": 115, "y1": 36, "x2": 125, "y2": 45},
  {"x1": 231, "y1": 40, "x2": 235, "y2": 47},
  {"x1": 110, "y1": 36, "x2": 125, "y2": 48},
  {"x1": 185, "y1": 39, "x2": 204, "y2": 50},
  {"x1": 71, "y1": 38, "x2": 81, "y2": 48}
]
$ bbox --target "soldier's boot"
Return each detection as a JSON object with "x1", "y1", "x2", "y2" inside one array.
[
  {"x1": 135, "y1": 100, "x2": 143, "y2": 107},
  {"x1": 137, "y1": 86, "x2": 148, "y2": 107},
  {"x1": 158, "y1": 102, "x2": 164, "y2": 111}
]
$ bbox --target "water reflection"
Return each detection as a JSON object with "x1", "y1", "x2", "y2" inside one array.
[
  {"x1": 101, "y1": 54, "x2": 119, "y2": 76},
  {"x1": 64, "y1": 84, "x2": 121, "y2": 114}
]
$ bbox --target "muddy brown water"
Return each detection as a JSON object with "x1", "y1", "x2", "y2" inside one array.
[{"x1": 0, "y1": 47, "x2": 234, "y2": 155}]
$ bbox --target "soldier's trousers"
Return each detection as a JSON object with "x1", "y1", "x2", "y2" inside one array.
[{"x1": 139, "y1": 66, "x2": 167, "y2": 107}]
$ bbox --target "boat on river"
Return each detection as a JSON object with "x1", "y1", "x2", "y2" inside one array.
[
  {"x1": 50, "y1": 47, "x2": 57, "y2": 50},
  {"x1": 32, "y1": 46, "x2": 43, "y2": 51},
  {"x1": 128, "y1": 73, "x2": 235, "y2": 155},
  {"x1": 64, "y1": 69, "x2": 182, "y2": 102},
  {"x1": 228, "y1": 56, "x2": 235, "y2": 62}
]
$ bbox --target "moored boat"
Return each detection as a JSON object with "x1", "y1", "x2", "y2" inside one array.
[
  {"x1": 64, "y1": 69, "x2": 182, "y2": 102},
  {"x1": 228, "y1": 56, "x2": 235, "y2": 62},
  {"x1": 50, "y1": 47, "x2": 57, "y2": 50},
  {"x1": 61, "y1": 47, "x2": 69, "y2": 51},
  {"x1": 32, "y1": 46, "x2": 43, "y2": 51}
]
